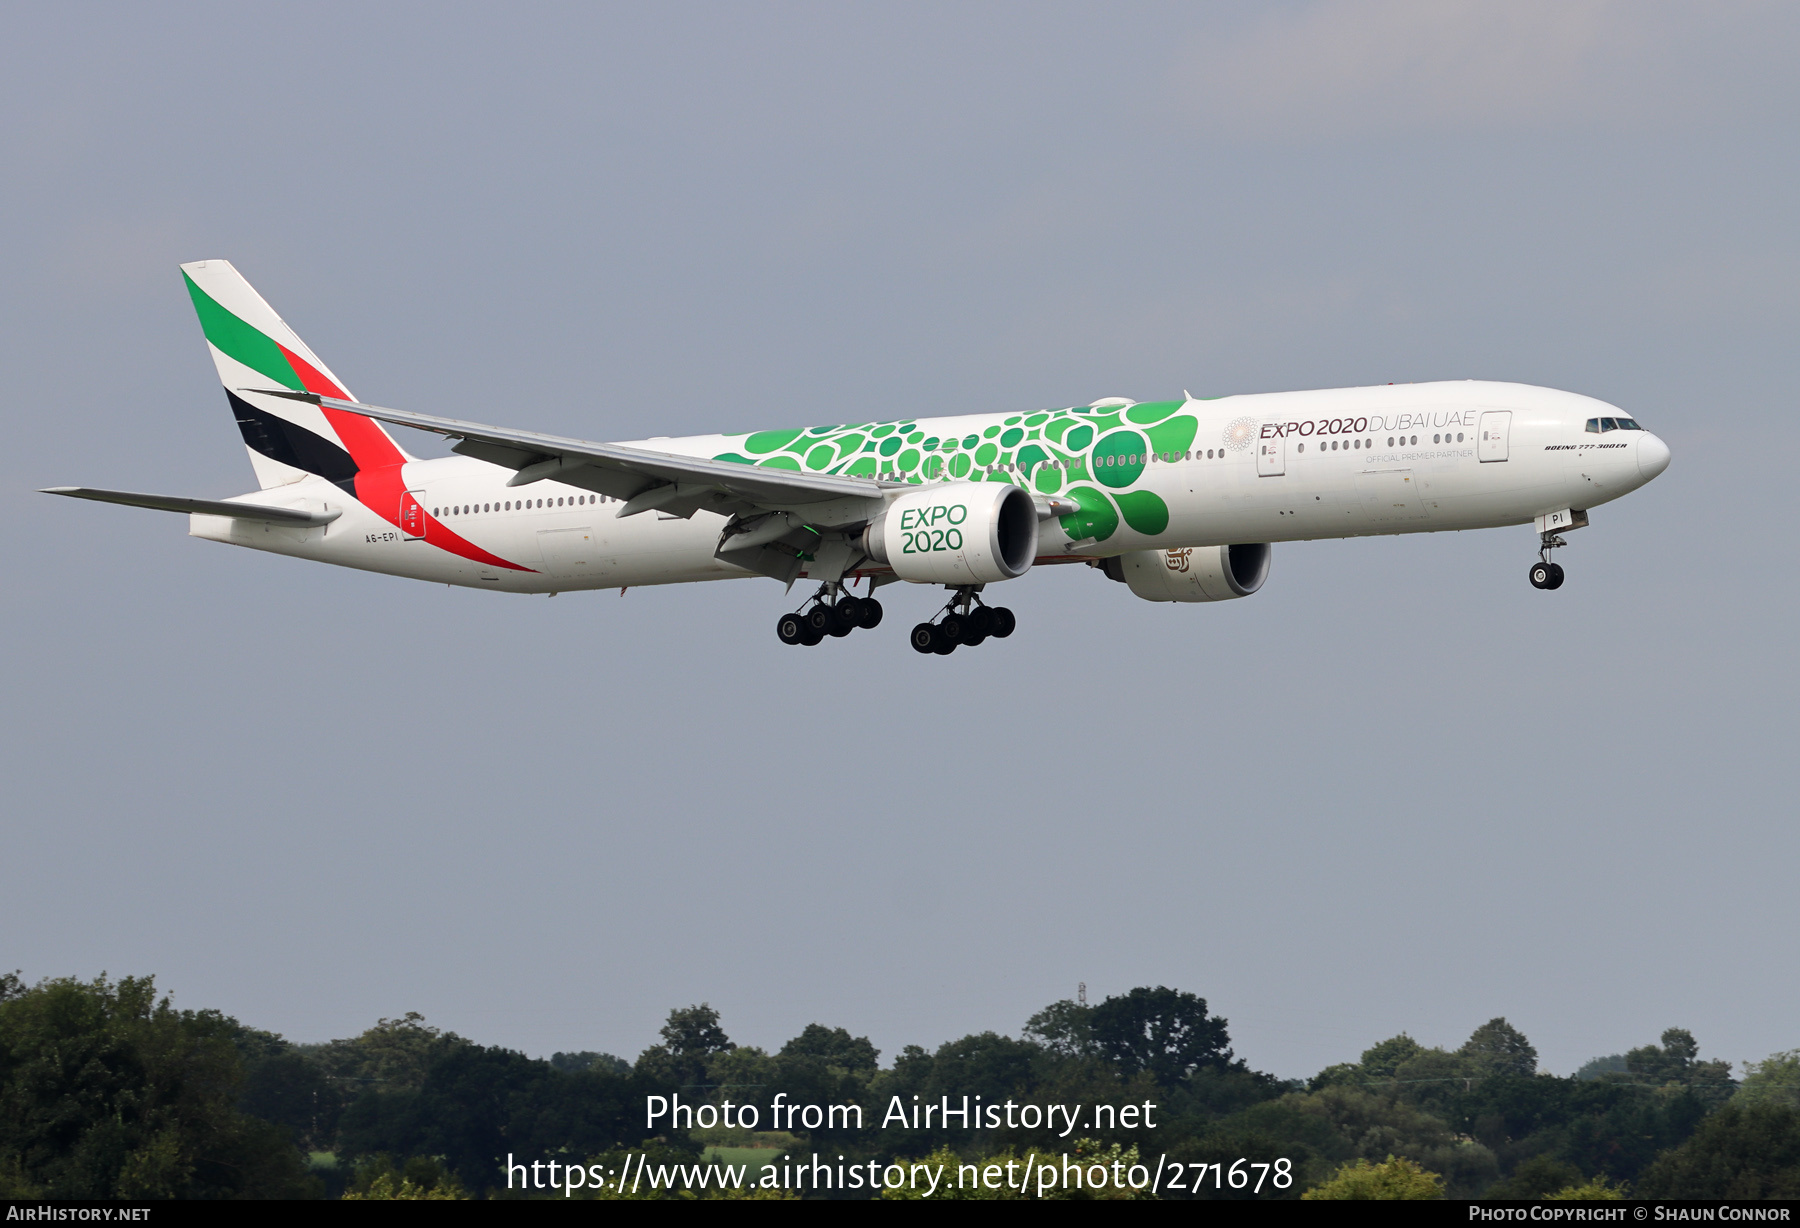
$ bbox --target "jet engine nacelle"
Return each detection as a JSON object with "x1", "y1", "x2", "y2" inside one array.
[
  {"x1": 1101, "y1": 543, "x2": 1272, "y2": 602},
  {"x1": 863, "y1": 482, "x2": 1038, "y2": 584}
]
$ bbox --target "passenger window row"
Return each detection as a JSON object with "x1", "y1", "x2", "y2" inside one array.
[
  {"x1": 1297, "y1": 438, "x2": 1376, "y2": 452},
  {"x1": 433, "y1": 494, "x2": 606, "y2": 517},
  {"x1": 879, "y1": 449, "x2": 1234, "y2": 481}
]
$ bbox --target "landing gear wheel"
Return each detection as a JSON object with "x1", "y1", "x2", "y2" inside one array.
[
  {"x1": 939, "y1": 613, "x2": 967, "y2": 647},
  {"x1": 989, "y1": 607, "x2": 1016, "y2": 638},
  {"x1": 776, "y1": 613, "x2": 806, "y2": 645},
  {"x1": 858, "y1": 598, "x2": 884, "y2": 630},
  {"x1": 1545, "y1": 562, "x2": 1565, "y2": 590},
  {"x1": 827, "y1": 600, "x2": 857, "y2": 637},
  {"x1": 799, "y1": 621, "x2": 825, "y2": 646},
  {"x1": 1529, "y1": 562, "x2": 1552, "y2": 589},
  {"x1": 965, "y1": 606, "x2": 994, "y2": 637},
  {"x1": 933, "y1": 637, "x2": 956, "y2": 655},
  {"x1": 804, "y1": 606, "x2": 833, "y2": 636},
  {"x1": 910, "y1": 622, "x2": 939, "y2": 654}
]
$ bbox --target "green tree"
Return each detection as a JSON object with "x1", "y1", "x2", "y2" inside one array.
[
  {"x1": 307, "y1": 1011, "x2": 467, "y2": 1097},
  {"x1": 1088, "y1": 987, "x2": 1232, "y2": 1089},
  {"x1": 1361, "y1": 1035, "x2": 1426, "y2": 1080},
  {"x1": 550, "y1": 1051, "x2": 630, "y2": 1075},
  {"x1": 1022, "y1": 1000, "x2": 1095, "y2": 1058},
  {"x1": 1621, "y1": 1029, "x2": 1736, "y2": 1108},
  {"x1": 1301, "y1": 1155, "x2": 1443, "y2": 1199},
  {"x1": 1737, "y1": 1051, "x2": 1800, "y2": 1111},
  {"x1": 637, "y1": 1005, "x2": 732, "y2": 1090},
  {"x1": 1460, "y1": 1018, "x2": 1537, "y2": 1078},
  {"x1": 1636, "y1": 1102, "x2": 1800, "y2": 1199},
  {"x1": 0, "y1": 973, "x2": 316, "y2": 1198}
]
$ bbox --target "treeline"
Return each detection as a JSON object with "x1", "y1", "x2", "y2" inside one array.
[{"x1": 1, "y1": 971, "x2": 1797, "y2": 1199}]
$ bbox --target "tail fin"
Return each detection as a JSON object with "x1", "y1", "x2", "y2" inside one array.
[{"x1": 181, "y1": 260, "x2": 412, "y2": 492}]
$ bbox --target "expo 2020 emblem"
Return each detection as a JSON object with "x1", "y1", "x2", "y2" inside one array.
[{"x1": 1222, "y1": 416, "x2": 1259, "y2": 452}]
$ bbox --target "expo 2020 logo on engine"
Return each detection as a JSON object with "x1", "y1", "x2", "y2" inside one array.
[{"x1": 1223, "y1": 416, "x2": 1259, "y2": 452}]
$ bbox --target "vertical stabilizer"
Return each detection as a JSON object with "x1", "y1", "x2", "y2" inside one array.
[{"x1": 181, "y1": 260, "x2": 412, "y2": 492}]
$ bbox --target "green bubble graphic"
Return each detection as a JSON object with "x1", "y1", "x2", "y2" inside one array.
[
  {"x1": 1146, "y1": 415, "x2": 1198, "y2": 457},
  {"x1": 1060, "y1": 486, "x2": 1118, "y2": 543},
  {"x1": 806, "y1": 444, "x2": 835, "y2": 470},
  {"x1": 1025, "y1": 413, "x2": 1049, "y2": 427},
  {"x1": 845, "y1": 456, "x2": 877, "y2": 476},
  {"x1": 713, "y1": 452, "x2": 757, "y2": 465},
  {"x1": 897, "y1": 448, "x2": 921, "y2": 472},
  {"x1": 1065, "y1": 424, "x2": 1093, "y2": 451},
  {"x1": 1000, "y1": 427, "x2": 1024, "y2": 448},
  {"x1": 1034, "y1": 465, "x2": 1062, "y2": 494},
  {"x1": 834, "y1": 433, "x2": 867, "y2": 459},
  {"x1": 1094, "y1": 429, "x2": 1148, "y2": 488},
  {"x1": 1115, "y1": 490, "x2": 1170, "y2": 535},
  {"x1": 962, "y1": 434, "x2": 979, "y2": 449},
  {"x1": 879, "y1": 436, "x2": 903, "y2": 456},
  {"x1": 922, "y1": 436, "x2": 940, "y2": 451},
  {"x1": 922, "y1": 455, "x2": 943, "y2": 479},
  {"x1": 759, "y1": 454, "x2": 803, "y2": 470},
  {"x1": 983, "y1": 425, "x2": 1001, "y2": 438},
  {"x1": 1125, "y1": 401, "x2": 1182, "y2": 425},
  {"x1": 872, "y1": 424, "x2": 896, "y2": 438},
  {"x1": 1016, "y1": 443, "x2": 1048, "y2": 472},
  {"x1": 744, "y1": 428, "x2": 805, "y2": 455},
  {"x1": 807, "y1": 424, "x2": 841, "y2": 435},
  {"x1": 1044, "y1": 418, "x2": 1074, "y2": 443},
  {"x1": 974, "y1": 442, "x2": 998, "y2": 465},
  {"x1": 949, "y1": 453, "x2": 972, "y2": 478}
]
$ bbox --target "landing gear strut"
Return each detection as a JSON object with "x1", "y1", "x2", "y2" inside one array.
[
  {"x1": 1529, "y1": 531, "x2": 1566, "y2": 590},
  {"x1": 776, "y1": 583, "x2": 883, "y2": 646},
  {"x1": 910, "y1": 586, "x2": 1015, "y2": 655}
]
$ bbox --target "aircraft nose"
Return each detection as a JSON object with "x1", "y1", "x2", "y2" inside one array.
[{"x1": 1638, "y1": 432, "x2": 1672, "y2": 481}]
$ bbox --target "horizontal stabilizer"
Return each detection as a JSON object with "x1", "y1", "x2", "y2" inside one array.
[{"x1": 40, "y1": 487, "x2": 342, "y2": 525}]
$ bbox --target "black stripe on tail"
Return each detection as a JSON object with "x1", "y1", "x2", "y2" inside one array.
[{"x1": 228, "y1": 391, "x2": 358, "y2": 498}]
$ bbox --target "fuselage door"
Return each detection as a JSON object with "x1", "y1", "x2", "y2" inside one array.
[
  {"x1": 1257, "y1": 433, "x2": 1286, "y2": 477},
  {"x1": 1478, "y1": 411, "x2": 1511, "y2": 462},
  {"x1": 400, "y1": 490, "x2": 427, "y2": 539}
]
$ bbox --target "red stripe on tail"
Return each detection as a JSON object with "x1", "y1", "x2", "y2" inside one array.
[{"x1": 276, "y1": 344, "x2": 533, "y2": 573}]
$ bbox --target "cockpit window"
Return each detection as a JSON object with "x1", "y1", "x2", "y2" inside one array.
[
  {"x1": 1600, "y1": 417, "x2": 1619, "y2": 431},
  {"x1": 1616, "y1": 418, "x2": 1641, "y2": 430},
  {"x1": 1586, "y1": 418, "x2": 1601, "y2": 433}
]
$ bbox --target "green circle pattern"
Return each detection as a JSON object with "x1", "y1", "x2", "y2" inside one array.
[{"x1": 714, "y1": 406, "x2": 1200, "y2": 545}]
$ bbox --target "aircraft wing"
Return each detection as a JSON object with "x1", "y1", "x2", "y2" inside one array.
[
  {"x1": 40, "y1": 486, "x2": 342, "y2": 525},
  {"x1": 251, "y1": 389, "x2": 884, "y2": 520}
]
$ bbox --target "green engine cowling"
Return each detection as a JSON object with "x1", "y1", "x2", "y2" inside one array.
[
  {"x1": 1100, "y1": 543, "x2": 1271, "y2": 602},
  {"x1": 862, "y1": 482, "x2": 1039, "y2": 584}
]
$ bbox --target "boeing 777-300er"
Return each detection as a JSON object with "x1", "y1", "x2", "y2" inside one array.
[{"x1": 46, "y1": 260, "x2": 1672, "y2": 652}]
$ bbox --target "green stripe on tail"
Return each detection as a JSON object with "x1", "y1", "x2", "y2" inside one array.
[{"x1": 182, "y1": 273, "x2": 302, "y2": 391}]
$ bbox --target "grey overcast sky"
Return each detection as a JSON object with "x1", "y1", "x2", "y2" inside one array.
[{"x1": 3, "y1": 2, "x2": 1796, "y2": 1080}]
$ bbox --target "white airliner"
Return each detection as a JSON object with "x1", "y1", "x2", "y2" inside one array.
[{"x1": 47, "y1": 260, "x2": 1670, "y2": 653}]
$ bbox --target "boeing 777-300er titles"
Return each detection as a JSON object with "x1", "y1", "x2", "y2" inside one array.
[{"x1": 46, "y1": 260, "x2": 1672, "y2": 653}]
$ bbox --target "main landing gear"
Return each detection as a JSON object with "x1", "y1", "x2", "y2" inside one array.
[
  {"x1": 910, "y1": 587, "x2": 1015, "y2": 655},
  {"x1": 1529, "y1": 530, "x2": 1567, "y2": 590},
  {"x1": 776, "y1": 584, "x2": 883, "y2": 646}
]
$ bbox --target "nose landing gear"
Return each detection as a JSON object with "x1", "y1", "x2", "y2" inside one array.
[
  {"x1": 910, "y1": 586, "x2": 1015, "y2": 655},
  {"x1": 776, "y1": 584, "x2": 883, "y2": 646},
  {"x1": 1529, "y1": 531, "x2": 1567, "y2": 590}
]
